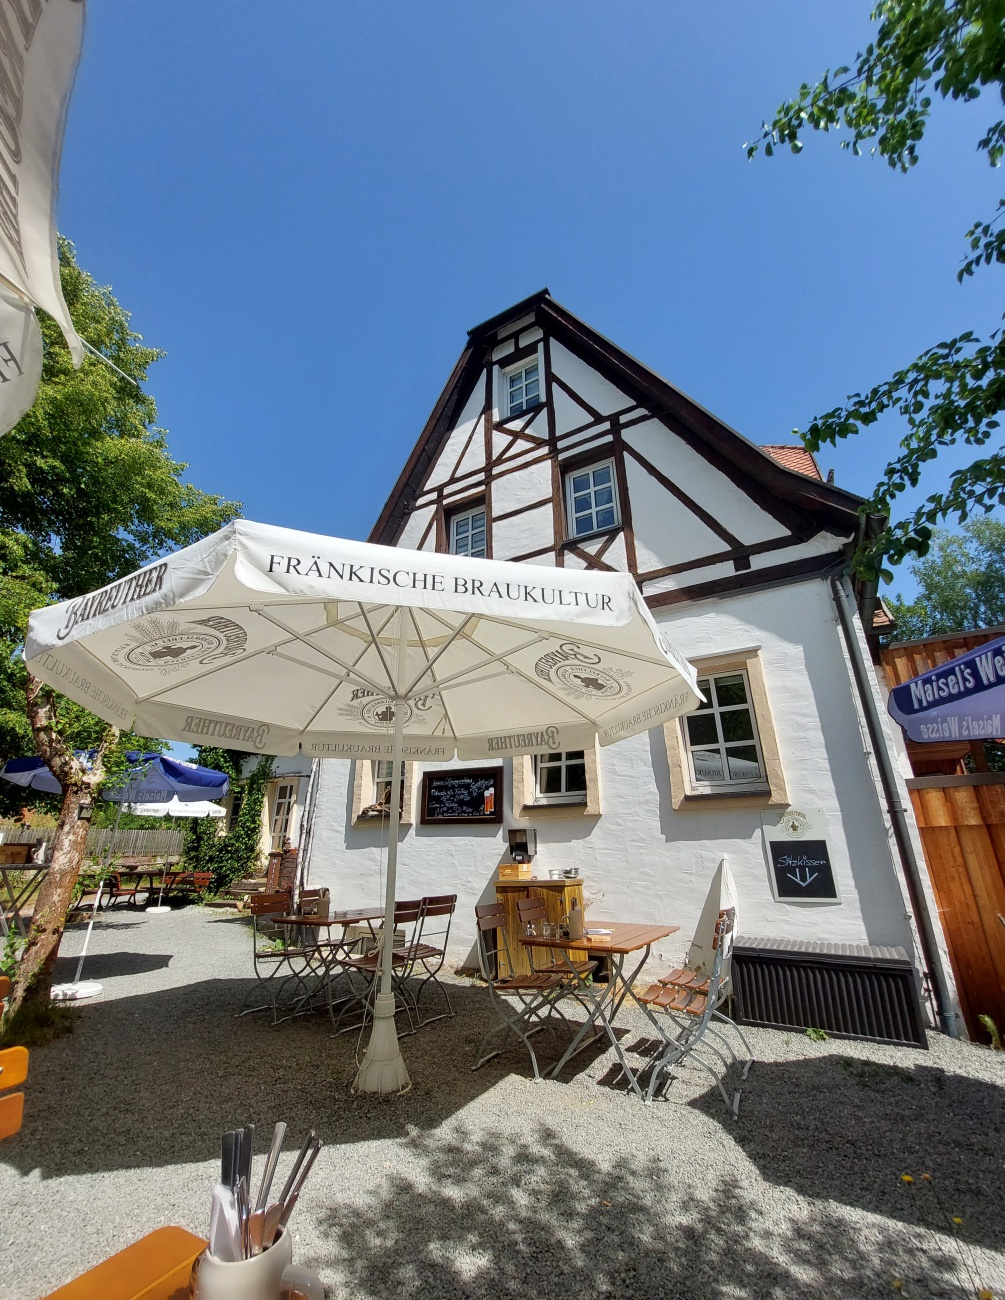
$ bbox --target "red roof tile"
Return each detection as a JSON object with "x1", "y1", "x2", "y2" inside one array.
[{"x1": 761, "y1": 444, "x2": 823, "y2": 480}]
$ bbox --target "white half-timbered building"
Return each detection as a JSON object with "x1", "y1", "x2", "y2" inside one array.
[{"x1": 296, "y1": 291, "x2": 949, "y2": 991}]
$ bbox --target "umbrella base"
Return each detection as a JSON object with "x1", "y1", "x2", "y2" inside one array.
[
  {"x1": 353, "y1": 994, "x2": 411, "y2": 1095},
  {"x1": 145, "y1": 905, "x2": 171, "y2": 914},
  {"x1": 51, "y1": 981, "x2": 102, "y2": 1001}
]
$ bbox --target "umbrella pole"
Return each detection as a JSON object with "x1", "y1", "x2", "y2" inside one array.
[{"x1": 354, "y1": 619, "x2": 411, "y2": 1096}]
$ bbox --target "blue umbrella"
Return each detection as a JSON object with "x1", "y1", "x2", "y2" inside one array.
[
  {"x1": 0, "y1": 752, "x2": 229, "y2": 801},
  {"x1": 887, "y1": 636, "x2": 1005, "y2": 744}
]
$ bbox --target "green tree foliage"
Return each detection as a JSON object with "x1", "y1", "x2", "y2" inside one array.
[
  {"x1": 182, "y1": 749, "x2": 274, "y2": 892},
  {"x1": 746, "y1": 1, "x2": 1005, "y2": 579},
  {"x1": 1, "y1": 241, "x2": 239, "y2": 1022},
  {"x1": 889, "y1": 517, "x2": 1005, "y2": 636},
  {"x1": 0, "y1": 239, "x2": 239, "y2": 797}
]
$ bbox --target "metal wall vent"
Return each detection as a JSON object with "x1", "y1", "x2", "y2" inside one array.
[{"x1": 731, "y1": 936, "x2": 928, "y2": 1048}]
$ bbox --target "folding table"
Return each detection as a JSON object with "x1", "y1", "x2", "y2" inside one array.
[{"x1": 522, "y1": 920, "x2": 678, "y2": 1101}]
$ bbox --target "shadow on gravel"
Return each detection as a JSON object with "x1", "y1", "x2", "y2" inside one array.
[
  {"x1": 693, "y1": 1053, "x2": 1005, "y2": 1254},
  {"x1": 52, "y1": 951, "x2": 173, "y2": 981},
  {"x1": 1, "y1": 977, "x2": 569, "y2": 1178},
  {"x1": 312, "y1": 1126, "x2": 981, "y2": 1300}
]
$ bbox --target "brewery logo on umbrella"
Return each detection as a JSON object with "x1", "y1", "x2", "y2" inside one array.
[
  {"x1": 111, "y1": 615, "x2": 247, "y2": 674},
  {"x1": 534, "y1": 642, "x2": 631, "y2": 699}
]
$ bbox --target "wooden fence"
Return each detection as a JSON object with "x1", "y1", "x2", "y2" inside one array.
[
  {"x1": 906, "y1": 775, "x2": 1005, "y2": 1039},
  {"x1": 0, "y1": 822, "x2": 184, "y2": 860}
]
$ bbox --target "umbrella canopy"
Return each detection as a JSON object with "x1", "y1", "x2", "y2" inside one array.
[
  {"x1": 24, "y1": 519, "x2": 700, "y2": 1092},
  {"x1": 124, "y1": 797, "x2": 225, "y2": 818},
  {"x1": 0, "y1": 752, "x2": 230, "y2": 802},
  {"x1": 887, "y1": 636, "x2": 1005, "y2": 744}
]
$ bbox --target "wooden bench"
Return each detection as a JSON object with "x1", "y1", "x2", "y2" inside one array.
[
  {"x1": 160, "y1": 871, "x2": 213, "y2": 899},
  {"x1": 41, "y1": 1225, "x2": 206, "y2": 1299}
]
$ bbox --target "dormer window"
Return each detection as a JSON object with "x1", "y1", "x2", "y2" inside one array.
[
  {"x1": 449, "y1": 505, "x2": 487, "y2": 558},
  {"x1": 506, "y1": 361, "x2": 540, "y2": 417},
  {"x1": 566, "y1": 459, "x2": 620, "y2": 538}
]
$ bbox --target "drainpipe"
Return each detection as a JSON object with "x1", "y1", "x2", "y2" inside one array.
[{"x1": 830, "y1": 574, "x2": 959, "y2": 1038}]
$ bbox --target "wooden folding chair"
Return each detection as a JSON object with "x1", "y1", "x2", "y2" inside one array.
[
  {"x1": 329, "y1": 899, "x2": 424, "y2": 1036},
  {"x1": 637, "y1": 908, "x2": 749, "y2": 1113},
  {"x1": 235, "y1": 890, "x2": 311, "y2": 1023},
  {"x1": 471, "y1": 903, "x2": 582, "y2": 1082},
  {"x1": 409, "y1": 894, "x2": 458, "y2": 1027}
]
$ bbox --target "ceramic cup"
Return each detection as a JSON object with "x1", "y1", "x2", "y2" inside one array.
[{"x1": 190, "y1": 1228, "x2": 293, "y2": 1300}]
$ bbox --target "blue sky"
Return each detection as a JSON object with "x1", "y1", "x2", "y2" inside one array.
[{"x1": 60, "y1": 2, "x2": 1002, "y2": 598}]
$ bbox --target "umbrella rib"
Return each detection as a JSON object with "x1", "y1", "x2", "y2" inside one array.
[
  {"x1": 253, "y1": 608, "x2": 393, "y2": 697},
  {"x1": 400, "y1": 613, "x2": 476, "y2": 698},
  {"x1": 299, "y1": 610, "x2": 397, "y2": 733},
  {"x1": 404, "y1": 627, "x2": 552, "y2": 699},
  {"x1": 356, "y1": 605, "x2": 397, "y2": 693},
  {"x1": 131, "y1": 618, "x2": 325, "y2": 704},
  {"x1": 461, "y1": 628, "x2": 601, "y2": 726},
  {"x1": 404, "y1": 606, "x2": 458, "y2": 744},
  {"x1": 458, "y1": 612, "x2": 680, "y2": 671}
]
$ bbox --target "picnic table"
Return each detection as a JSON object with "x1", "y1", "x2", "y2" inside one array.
[{"x1": 522, "y1": 920, "x2": 678, "y2": 1101}]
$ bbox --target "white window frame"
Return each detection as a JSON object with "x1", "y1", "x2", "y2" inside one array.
[
  {"x1": 504, "y1": 359, "x2": 541, "y2": 418},
  {"x1": 270, "y1": 781, "x2": 296, "y2": 850},
  {"x1": 532, "y1": 751, "x2": 588, "y2": 805},
  {"x1": 373, "y1": 760, "x2": 393, "y2": 807},
  {"x1": 682, "y1": 668, "x2": 767, "y2": 794},
  {"x1": 449, "y1": 505, "x2": 487, "y2": 558},
  {"x1": 565, "y1": 458, "x2": 620, "y2": 539}
]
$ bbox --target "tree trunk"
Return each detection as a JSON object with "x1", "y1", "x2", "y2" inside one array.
[{"x1": 5, "y1": 782, "x2": 91, "y2": 1018}]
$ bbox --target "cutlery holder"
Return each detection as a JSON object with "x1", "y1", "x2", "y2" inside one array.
[{"x1": 190, "y1": 1227, "x2": 293, "y2": 1300}]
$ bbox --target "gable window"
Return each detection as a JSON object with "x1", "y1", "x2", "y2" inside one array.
[
  {"x1": 270, "y1": 781, "x2": 296, "y2": 850},
  {"x1": 533, "y1": 751, "x2": 587, "y2": 804},
  {"x1": 506, "y1": 361, "x2": 540, "y2": 417},
  {"x1": 449, "y1": 505, "x2": 487, "y2": 558},
  {"x1": 566, "y1": 459, "x2": 619, "y2": 538},
  {"x1": 683, "y1": 671, "x2": 765, "y2": 790}
]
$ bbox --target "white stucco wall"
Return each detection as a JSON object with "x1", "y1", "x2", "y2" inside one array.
[{"x1": 304, "y1": 577, "x2": 917, "y2": 975}]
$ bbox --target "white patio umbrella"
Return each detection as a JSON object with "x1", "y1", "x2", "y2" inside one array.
[
  {"x1": 24, "y1": 519, "x2": 701, "y2": 1093},
  {"x1": 124, "y1": 797, "x2": 226, "y2": 818}
]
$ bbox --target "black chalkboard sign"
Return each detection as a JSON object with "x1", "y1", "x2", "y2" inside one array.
[
  {"x1": 421, "y1": 767, "x2": 503, "y2": 825},
  {"x1": 768, "y1": 840, "x2": 839, "y2": 901}
]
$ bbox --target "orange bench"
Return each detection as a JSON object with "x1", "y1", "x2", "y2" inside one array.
[{"x1": 41, "y1": 1225, "x2": 206, "y2": 1299}]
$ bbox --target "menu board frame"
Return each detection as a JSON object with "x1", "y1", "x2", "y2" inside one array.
[{"x1": 420, "y1": 766, "x2": 504, "y2": 826}]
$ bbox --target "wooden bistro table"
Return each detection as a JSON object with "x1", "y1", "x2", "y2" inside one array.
[
  {"x1": 522, "y1": 920, "x2": 678, "y2": 1102},
  {"x1": 273, "y1": 906, "x2": 385, "y2": 1019}
]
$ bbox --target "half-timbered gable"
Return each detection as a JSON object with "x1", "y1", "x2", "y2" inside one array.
[
  {"x1": 300, "y1": 292, "x2": 956, "y2": 1025},
  {"x1": 373, "y1": 290, "x2": 863, "y2": 607}
]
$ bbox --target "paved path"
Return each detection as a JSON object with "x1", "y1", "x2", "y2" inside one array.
[{"x1": 2, "y1": 905, "x2": 1003, "y2": 1299}]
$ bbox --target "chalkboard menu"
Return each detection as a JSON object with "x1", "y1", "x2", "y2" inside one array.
[
  {"x1": 768, "y1": 840, "x2": 838, "y2": 901},
  {"x1": 421, "y1": 767, "x2": 503, "y2": 825}
]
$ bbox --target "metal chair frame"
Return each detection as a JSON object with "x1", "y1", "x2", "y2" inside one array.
[
  {"x1": 236, "y1": 891, "x2": 314, "y2": 1024},
  {"x1": 408, "y1": 894, "x2": 458, "y2": 1027},
  {"x1": 328, "y1": 899, "x2": 425, "y2": 1037},
  {"x1": 638, "y1": 909, "x2": 750, "y2": 1113},
  {"x1": 471, "y1": 903, "x2": 585, "y2": 1082}
]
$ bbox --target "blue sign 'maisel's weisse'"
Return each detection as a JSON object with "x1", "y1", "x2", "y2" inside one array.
[{"x1": 887, "y1": 636, "x2": 1005, "y2": 744}]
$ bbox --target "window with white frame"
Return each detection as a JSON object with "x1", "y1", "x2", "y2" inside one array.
[
  {"x1": 682, "y1": 671, "x2": 766, "y2": 790},
  {"x1": 373, "y1": 760, "x2": 393, "y2": 808},
  {"x1": 566, "y1": 459, "x2": 619, "y2": 538},
  {"x1": 506, "y1": 361, "x2": 540, "y2": 417},
  {"x1": 533, "y1": 751, "x2": 588, "y2": 803},
  {"x1": 270, "y1": 781, "x2": 296, "y2": 850},
  {"x1": 449, "y1": 505, "x2": 487, "y2": 558}
]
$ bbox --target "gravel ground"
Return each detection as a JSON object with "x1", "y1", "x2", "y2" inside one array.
[{"x1": 2, "y1": 904, "x2": 1004, "y2": 1300}]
